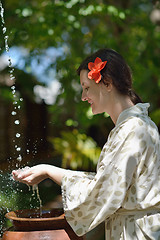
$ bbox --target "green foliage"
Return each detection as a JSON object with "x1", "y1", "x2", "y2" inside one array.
[
  {"x1": 0, "y1": 86, "x2": 13, "y2": 102},
  {"x1": 150, "y1": 108, "x2": 160, "y2": 126},
  {"x1": 0, "y1": 1, "x2": 160, "y2": 235},
  {"x1": 50, "y1": 129, "x2": 101, "y2": 170},
  {"x1": 1, "y1": 0, "x2": 160, "y2": 131}
]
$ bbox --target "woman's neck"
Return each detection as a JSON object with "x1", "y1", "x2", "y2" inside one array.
[{"x1": 108, "y1": 95, "x2": 134, "y2": 125}]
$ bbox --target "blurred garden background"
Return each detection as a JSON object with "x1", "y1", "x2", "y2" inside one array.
[{"x1": 0, "y1": 0, "x2": 160, "y2": 239}]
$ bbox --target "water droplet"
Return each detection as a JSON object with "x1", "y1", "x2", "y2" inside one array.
[
  {"x1": 11, "y1": 111, "x2": 16, "y2": 115},
  {"x1": 16, "y1": 147, "x2": 21, "y2": 151},
  {"x1": 18, "y1": 105, "x2": 21, "y2": 109},
  {"x1": 4, "y1": 36, "x2": 9, "y2": 52},
  {"x1": 15, "y1": 120, "x2": 20, "y2": 125},
  {"x1": 13, "y1": 101, "x2": 17, "y2": 105},
  {"x1": 3, "y1": 27, "x2": 6, "y2": 33},
  {"x1": 17, "y1": 155, "x2": 22, "y2": 161},
  {"x1": 8, "y1": 57, "x2": 12, "y2": 67},
  {"x1": 16, "y1": 133, "x2": 21, "y2": 138},
  {"x1": 9, "y1": 69, "x2": 14, "y2": 74},
  {"x1": 11, "y1": 85, "x2": 15, "y2": 90},
  {"x1": 20, "y1": 98, "x2": 23, "y2": 101}
]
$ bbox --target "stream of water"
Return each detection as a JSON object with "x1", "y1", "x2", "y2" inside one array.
[
  {"x1": 0, "y1": 1, "x2": 43, "y2": 235},
  {"x1": 0, "y1": 1, "x2": 23, "y2": 166}
]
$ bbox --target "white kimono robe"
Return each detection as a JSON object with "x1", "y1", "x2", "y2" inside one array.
[{"x1": 61, "y1": 103, "x2": 160, "y2": 240}]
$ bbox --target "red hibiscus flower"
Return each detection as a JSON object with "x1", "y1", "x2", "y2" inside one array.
[{"x1": 88, "y1": 57, "x2": 107, "y2": 83}]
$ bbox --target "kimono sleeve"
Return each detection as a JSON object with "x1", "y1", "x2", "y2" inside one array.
[{"x1": 61, "y1": 122, "x2": 145, "y2": 236}]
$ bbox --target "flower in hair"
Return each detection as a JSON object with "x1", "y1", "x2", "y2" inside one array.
[{"x1": 88, "y1": 57, "x2": 107, "y2": 83}]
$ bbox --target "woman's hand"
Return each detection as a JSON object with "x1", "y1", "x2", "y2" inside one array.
[
  {"x1": 12, "y1": 165, "x2": 48, "y2": 186},
  {"x1": 12, "y1": 164, "x2": 66, "y2": 186}
]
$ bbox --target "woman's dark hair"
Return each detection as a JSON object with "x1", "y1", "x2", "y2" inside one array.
[{"x1": 77, "y1": 48, "x2": 142, "y2": 104}]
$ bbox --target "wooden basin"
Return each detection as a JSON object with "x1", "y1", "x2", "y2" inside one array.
[
  {"x1": 5, "y1": 208, "x2": 67, "y2": 231},
  {"x1": 4, "y1": 208, "x2": 85, "y2": 239}
]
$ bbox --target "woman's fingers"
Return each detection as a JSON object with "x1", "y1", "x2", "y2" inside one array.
[
  {"x1": 12, "y1": 167, "x2": 31, "y2": 181},
  {"x1": 12, "y1": 171, "x2": 35, "y2": 185},
  {"x1": 12, "y1": 165, "x2": 47, "y2": 186}
]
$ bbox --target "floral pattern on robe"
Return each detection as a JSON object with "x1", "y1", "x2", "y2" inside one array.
[{"x1": 61, "y1": 103, "x2": 160, "y2": 240}]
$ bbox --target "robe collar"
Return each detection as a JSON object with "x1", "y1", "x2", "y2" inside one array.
[{"x1": 116, "y1": 103, "x2": 150, "y2": 126}]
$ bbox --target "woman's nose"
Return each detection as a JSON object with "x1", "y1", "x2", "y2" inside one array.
[{"x1": 81, "y1": 91, "x2": 87, "y2": 101}]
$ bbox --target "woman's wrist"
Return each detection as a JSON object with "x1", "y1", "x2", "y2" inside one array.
[
  {"x1": 41, "y1": 164, "x2": 52, "y2": 179},
  {"x1": 36, "y1": 164, "x2": 66, "y2": 186}
]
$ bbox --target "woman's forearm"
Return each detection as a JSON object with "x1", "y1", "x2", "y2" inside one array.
[{"x1": 44, "y1": 165, "x2": 67, "y2": 185}]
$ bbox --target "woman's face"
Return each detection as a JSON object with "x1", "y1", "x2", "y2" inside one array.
[{"x1": 80, "y1": 70, "x2": 107, "y2": 115}]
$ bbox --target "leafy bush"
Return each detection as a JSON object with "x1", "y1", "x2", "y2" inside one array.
[{"x1": 50, "y1": 129, "x2": 101, "y2": 171}]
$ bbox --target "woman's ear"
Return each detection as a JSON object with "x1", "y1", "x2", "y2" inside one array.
[{"x1": 103, "y1": 78, "x2": 113, "y2": 92}]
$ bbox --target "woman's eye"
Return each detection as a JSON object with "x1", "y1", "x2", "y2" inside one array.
[{"x1": 85, "y1": 87, "x2": 89, "y2": 91}]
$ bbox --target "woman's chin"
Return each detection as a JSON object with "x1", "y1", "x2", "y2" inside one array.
[
  {"x1": 92, "y1": 107, "x2": 104, "y2": 115},
  {"x1": 91, "y1": 107, "x2": 101, "y2": 115}
]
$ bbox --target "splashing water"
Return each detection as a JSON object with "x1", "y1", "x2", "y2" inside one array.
[
  {"x1": 32, "y1": 185, "x2": 43, "y2": 217},
  {"x1": 0, "y1": 1, "x2": 43, "y2": 236},
  {"x1": 14, "y1": 120, "x2": 20, "y2": 125},
  {"x1": 14, "y1": 167, "x2": 43, "y2": 215},
  {"x1": 16, "y1": 166, "x2": 43, "y2": 215},
  {"x1": 0, "y1": 1, "x2": 23, "y2": 165},
  {"x1": 16, "y1": 133, "x2": 21, "y2": 138}
]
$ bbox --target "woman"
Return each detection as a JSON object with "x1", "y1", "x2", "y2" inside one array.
[{"x1": 12, "y1": 49, "x2": 160, "y2": 239}]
